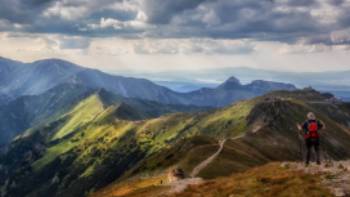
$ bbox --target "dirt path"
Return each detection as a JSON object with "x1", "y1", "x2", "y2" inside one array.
[
  {"x1": 168, "y1": 178, "x2": 203, "y2": 194},
  {"x1": 286, "y1": 161, "x2": 350, "y2": 197},
  {"x1": 167, "y1": 139, "x2": 226, "y2": 194},
  {"x1": 190, "y1": 139, "x2": 226, "y2": 178}
]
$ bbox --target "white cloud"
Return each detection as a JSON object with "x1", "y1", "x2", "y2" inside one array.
[
  {"x1": 88, "y1": 16, "x2": 149, "y2": 31},
  {"x1": 331, "y1": 28, "x2": 350, "y2": 44},
  {"x1": 86, "y1": 38, "x2": 255, "y2": 55},
  {"x1": 278, "y1": 43, "x2": 332, "y2": 54},
  {"x1": 100, "y1": 18, "x2": 123, "y2": 29},
  {"x1": 43, "y1": 1, "x2": 89, "y2": 20}
]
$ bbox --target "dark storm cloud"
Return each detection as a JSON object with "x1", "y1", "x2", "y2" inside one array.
[
  {"x1": 1, "y1": 0, "x2": 350, "y2": 46},
  {"x1": 138, "y1": 0, "x2": 324, "y2": 43},
  {"x1": 0, "y1": 0, "x2": 56, "y2": 23},
  {"x1": 328, "y1": 0, "x2": 345, "y2": 6},
  {"x1": 88, "y1": 9, "x2": 137, "y2": 22},
  {"x1": 141, "y1": 0, "x2": 209, "y2": 24},
  {"x1": 283, "y1": 0, "x2": 317, "y2": 7}
]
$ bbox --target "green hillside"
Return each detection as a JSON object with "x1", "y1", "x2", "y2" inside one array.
[{"x1": 1, "y1": 89, "x2": 350, "y2": 197}]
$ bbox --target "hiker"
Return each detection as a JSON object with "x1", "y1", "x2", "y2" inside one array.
[{"x1": 297, "y1": 112, "x2": 326, "y2": 166}]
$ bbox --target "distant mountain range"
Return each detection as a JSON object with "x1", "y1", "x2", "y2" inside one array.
[
  {"x1": 1, "y1": 88, "x2": 350, "y2": 197},
  {"x1": 0, "y1": 57, "x2": 175, "y2": 102},
  {"x1": 0, "y1": 57, "x2": 296, "y2": 107},
  {"x1": 178, "y1": 77, "x2": 296, "y2": 107},
  {"x1": 121, "y1": 67, "x2": 350, "y2": 100}
]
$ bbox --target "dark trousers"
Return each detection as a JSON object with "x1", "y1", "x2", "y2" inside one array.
[{"x1": 305, "y1": 138, "x2": 320, "y2": 164}]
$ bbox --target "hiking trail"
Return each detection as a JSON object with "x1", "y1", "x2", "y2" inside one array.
[
  {"x1": 190, "y1": 139, "x2": 226, "y2": 178},
  {"x1": 167, "y1": 139, "x2": 227, "y2": 194}
]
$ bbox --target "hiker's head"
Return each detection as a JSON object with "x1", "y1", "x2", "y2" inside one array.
[{"x1": 307, "y1": 112, "x2": 316, "y2": 120}]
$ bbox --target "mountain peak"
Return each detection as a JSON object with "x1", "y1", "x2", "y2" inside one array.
[
  {"x1": 225, "y1": 76, "x2": 241, "y2": 84},
  {"x1": 218, "y1": 76, "x2": 242, "y2": 89},
  {"x1": 28, "y1": 58, "x2": 84, "y2": 79},
  {"x1": 31, "y1": 58, "x2": 83, "y2": 70},
  {"x1": 32, "y1": 58, "x2": 72, "y2": 64}
]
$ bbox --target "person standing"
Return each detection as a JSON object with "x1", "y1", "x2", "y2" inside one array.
[{"x1": 297, "y1": 112, "x2": 326, "y2": 166}]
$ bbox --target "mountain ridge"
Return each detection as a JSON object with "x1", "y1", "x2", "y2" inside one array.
[
  {"x1": 1, "y1": 89, "x2": 349, "y2": 197},
  {"x1": 0, "y1": 83, "x2": 209, "y2": 148},
  {"x1": 0, "y1": 57, "x2": 297, "y2": 107}
]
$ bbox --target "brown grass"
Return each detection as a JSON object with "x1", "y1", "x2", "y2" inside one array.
[
  {"x1": 91, "y1": 163, "x2": 333, "y2": 197},
  {"x1": 168, "y1": 163, "x2": 333, "y2": 197},
  {"x1": 91, "y1": 174, "x2": 169, "y2": 197}
]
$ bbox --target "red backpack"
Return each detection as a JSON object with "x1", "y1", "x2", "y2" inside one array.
[{"x1": 305, "y1": 121, "x2": 319, "y2": 139}]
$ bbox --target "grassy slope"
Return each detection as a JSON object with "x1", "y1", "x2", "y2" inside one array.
[
  {"x1": 32, "y1": 94, "x2": 106, "y2": 170},
  {"x1": 15, "y1": 94, "x2": 255, "y2": 196},
  {"x1": 52, "y1": 94, "x2": 105, "y2": 140},
  {"x1": 2, "y1": 89, "x2": 350, "y2": 197},
  {"x1": 92, "y1": 163, "x2": 333, "y2": 197},
  {"x1": 176, "y1": 163, "x2": 332, "y2": 197},
  {"x1": 90, "y1": 91, "x2": 350, "y2": 197}
]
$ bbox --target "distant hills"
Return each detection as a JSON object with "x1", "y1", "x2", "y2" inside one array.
[
  {"x1": 178, "y1": 76, "x2": 296, "y2": 107},
  {"x1": 1, "y1": 88, "x2": 350, "y2": 197},
  {"x1": 0, "y1": 57, "x2": 176, "y2": 103},
  {"x1": 0, "y1": 57, "x2": 296, "y2": 107},
  {"x1": 129, "y1": 67, "x2": 350, "y2": 100}
]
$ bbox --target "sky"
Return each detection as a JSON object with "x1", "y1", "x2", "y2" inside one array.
[{"x1": 1, "y1": 0, "x2": 350, "y2": 74}]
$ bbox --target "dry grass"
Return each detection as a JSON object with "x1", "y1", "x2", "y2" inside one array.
[
  {"x1": 172, "y1": 163, "x2": 333, "y2": 197},
  {"x1": 91, "y1": 163, "x2": 333, "y2": 197},
  {"x1": 91, "y1": 174, "x2": 169, "y2": 197}
]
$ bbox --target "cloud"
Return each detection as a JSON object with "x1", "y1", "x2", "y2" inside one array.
[
  {"x1": 0, "y1": 0, "x2": 350, "y2": 48},
  {"x1": 140, "y1": 0, "x2": 209, "y2": 24},
  {"x1": 87, "y1": 17, "x2": 148, "y2": 32},
  {"x1": 0, "y1": 0, "x2": 56, "y2": 23},
  {"x1": 132, "y1": 39, "x2": 255, "y2": 55},
  {"x1": 58, "y1": 37, "x2": 91, "y2": 49},
  {"x1": 277, "y1": 43, "x2": 332, "y2": 54}
]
